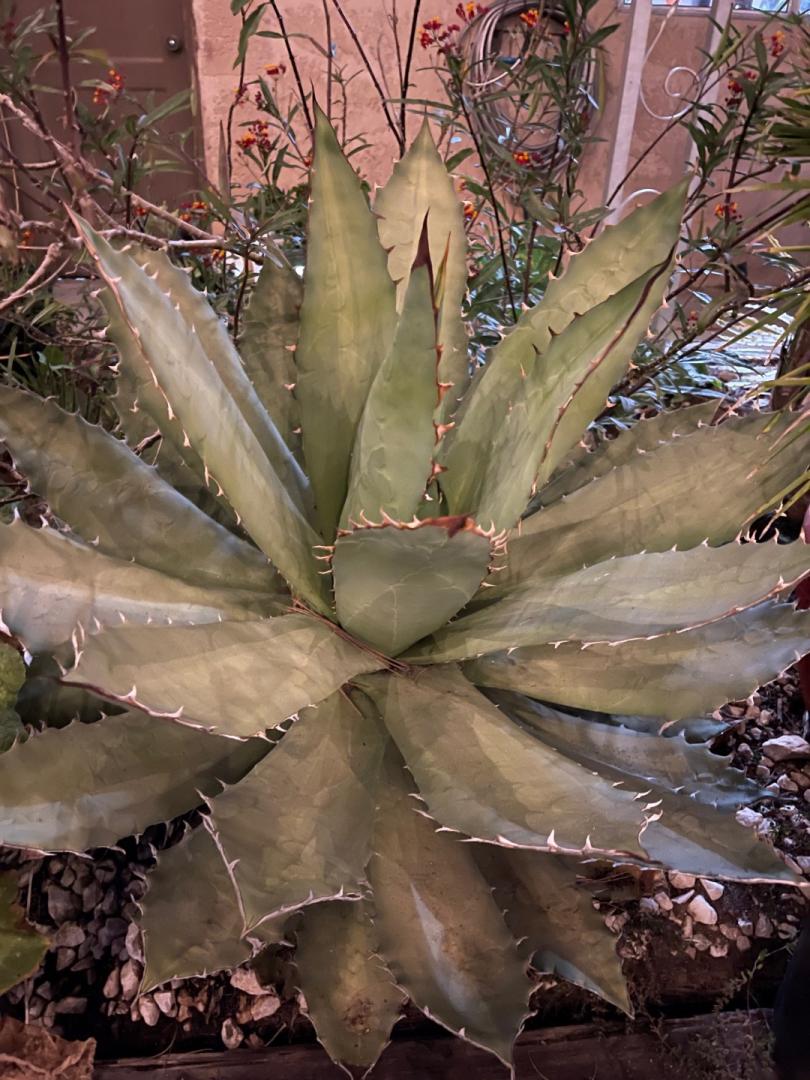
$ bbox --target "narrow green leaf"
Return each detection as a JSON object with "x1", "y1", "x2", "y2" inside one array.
[
  {"x1": 0, "y1": 385, "x2": 279, "y2": 594},
  {"x1": 473, "y1": 848, "x2": 630, "y2": 1012},
  {"x1": 0, "y1": 874, "x2": 47, "y2": 995},
  {"x1": 494, "y1": 694, "x2": 794, "y2": 882},
  {"x1": 295, "y1": 107, "x2": 397, "y2": 541},
  {"x1": 364, "y1": 667, "x2": 652, "y2": 861},
  {"x1": 375, "y1": 120, "x2": 470, "y2": 421},
  {"x1": 0, "y1": 519, "x2": 261, "y2": 655},
  {"x1": 73, "y1": 215, "x2": 329, "y2": 614},
  {"x1": 498, "y1": 412, "x2": 810, "y2": 587},
  {"x1": 207, "y1": 691, "x2": 385, "y2": 932},
  {"x1": 463, "y1": 602, "x2": 810, "y2": 721},
  {"x1": 63, "y1": 614, "x2": 384, "y2": 738},
  {"x1": 532, "y1": 401, "x2": 718, "y2": 508},
  {"x1": 294, "y1": 901, "x2": 404, "y2": 1072},
  {"x1": 236, "y1": 2, "x2": 267, "y2": 65},
  {"x1": 333, "y1": 520, "x2": 492, "y2": 656},
  {"x1": 0, "y1": 711, "x2": 267, "y2": 852},
  {"x1": 408, "y1": 540, "x2": 809, "y2": 663},
  {"x1": 440, "y1": 183, "x2": 687, "y2": 519},
  {"x1": 368, "y1": 741, "x2": 530, "y2": 1066},
  {"x1": 239, "y1": 256, "x2": 303, "y2": 457},
  {"x1": 341, "y1": 239, "x2": 439, "y2": 529}
]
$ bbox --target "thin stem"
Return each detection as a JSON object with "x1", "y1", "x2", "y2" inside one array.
[
  {"x1": 269, "y1": 0, "x2": 314, "y2": 133},
  {"x1": 321, "y1": 0, "x2": 334, "y2": 122},
  {"x1": 54, "y1": 0, "x2": 82, "y2": 159},
  {"x1": 458, "y1": 91, "x2": 517, "y2": 323},
  {"x1": 329, "y1": 0, "x2": 404, "y2": 153},
  {"x1": 400, "y1": 0, "x2": 421, "y2": 147}
]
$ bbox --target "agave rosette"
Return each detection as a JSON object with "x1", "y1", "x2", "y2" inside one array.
[{"x1": 0, "y1": 111, "x2": 808, "y2": 1072}]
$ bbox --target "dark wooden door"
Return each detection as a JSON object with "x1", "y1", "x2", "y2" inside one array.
[{"x1": 4, "y1": 0, "x2": 199, "y2": 216}]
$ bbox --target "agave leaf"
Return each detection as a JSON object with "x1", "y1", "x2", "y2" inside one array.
[
  {"x1": 206, "y1": 690, "x2": 385, "y2": 932},
  {"x1": 367, "y1": 741, "x2": 530, "y2": 1066},
  {"x1": 74, "y1": 215, "x2": 329, "y2": 614},
  {"x1": 0, "y1": 520, "x2": 262, "y2": 655},
  {"x1": 141, "y1": 826, "x2": 252, "y2": 991},
  {"x1": 471, "y1": 260, "x2": 675, "y2": 531},
  {"x1": 293, "y1": 901, "x2": 404, "y2": 1073},
  {"x1": 473, "y1": 847, "x2": 630, "y2": 1013},
  {"x1": 440, "y1": 183, "x2": 687, "y2": 519},
  {"x1": 493, "y1": 694, "x2": 794, "y2": 882},
  {"x1": 463, "y1": 602, "x2": 810, "y2": 721},
  {"x1": 62, "y1": 614, "x2": 384, "y2": 738},
  {"x1": 0, "y1": 710, "x2": 267, "y2": 852},
  {"x1": 408, "y1": 540, "x2": 809, "y2": 663},
  {"x1": 363, "y1": 666, "x2": 651, "y2": 861},
  {"x1": 295, "y1": 107, "x2": 398, "y2": 541},
  {"x1": 126, "y1": 244, "x2": 313, "y2": 521},
  {"x1": 532, "y1": 400, "x2": 719, "y2": 509},
  {"x1": 333, "y1": 519, "x2": 492, "y2": 656},
  {"x1": 341, "y1": 233, "x2": 439, "y2": 529},
  {"x1": 498, "y1": 412, "x2": 810, "y2": 587},
  {"x1": 0, "y1": 385, "x2": 279, "y2": 593},
  {"x1": 375, "y1": 119, "x2": 469, "y2": 421},
  {"x1": 0, "y1": 874, "x2": 48, "y2": 995},
  {"x1": 238, "y1": 256, "x2": 303, "y2": 457}
]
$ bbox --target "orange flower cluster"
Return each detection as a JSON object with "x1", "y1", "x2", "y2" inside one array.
[
  {"x1": 419, "y1": 5, "x2": 487, "y2": 51},
  {"x1": 265, "y1": 63, "x2": 287, "y2": 77},
  {"x1": 93, "y1": 68, "x2": 124, "y2": 107},
  {"x1": 463, "y1": 200, "x2": 478, "y2": 222},
  {"x1": 512, "y1": 150, "x2": 531, "y2": 166},
  {"x1": 770, "y1": 30, "x2": 785, "y2": 58},
  {"x1": 519, "y1": 8, "x2": 540, "y2": 28},
  {"x1": 178, "y1": 199, "x2": 209, "y2": 223},
  {"x1": 237, "y1": 119, "x2": 273, "y2": 154},
  {"x1": 714, "y1": 200, "x2": 742, "y2": 223},
  {"x1": 233, "y1": 85, "x2": 249, "y2": 106},
  {"x1": 456, "y1": 1, "x2": 487, "y2": 20}
]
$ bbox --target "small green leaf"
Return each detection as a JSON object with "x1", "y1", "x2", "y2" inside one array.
[
  {"x1": 207, "y1": 691, "x2": 386, "y2": 932},
  {"x1": 294, "y1": 901, "x2": 403, "y2": 1072},
  {"x1": 474, "y1": 848, "x2": 630, "y2": 1012},
  {"x1": 296, "y1": 107, "x2": 397, "y2": 541},
  {"x1": 0, "y1": 711, "x2": 267, "y2": 852},
  {"x1": 333, "y1": 520, "x2": 492, "y2": 656},
  {"x1": 235, "y1": 3, "x2": 267, "y2": 66},
  {"x1": 63, "y1": 614, "x2": 384, "y2": 738},
  {"x1": 0, "y1": 873, "x2": 47, "y2": 994},
  {"x1": 368, "y1": 740, "x2": 530, "y2": 1066}
]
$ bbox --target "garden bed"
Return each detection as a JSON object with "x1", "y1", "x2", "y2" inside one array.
[{"x1": 0, "y1": 667, "x2": 807, "y2": 1078}]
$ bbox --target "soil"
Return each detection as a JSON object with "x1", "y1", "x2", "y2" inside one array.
[{"x1": 0, "y1": 667, "x2": 808, "y2": 1075}]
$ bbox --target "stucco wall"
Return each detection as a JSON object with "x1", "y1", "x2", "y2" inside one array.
[{"x1": 189, "y1": 0, "x2": 782, "y2": 207}]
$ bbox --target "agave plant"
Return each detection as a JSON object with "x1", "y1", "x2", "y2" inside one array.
[{"x1": 0, "y1": 111, "x2": 808, "y2": 1072}]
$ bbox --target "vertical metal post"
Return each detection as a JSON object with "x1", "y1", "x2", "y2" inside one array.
[{"x1": 603, "y1": 0, "x2": 653, "y2": 223}]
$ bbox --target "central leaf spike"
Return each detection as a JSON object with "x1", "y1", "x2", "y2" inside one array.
[{"x1": 332, "y1": 515, "x2": 501, "y2": 656}]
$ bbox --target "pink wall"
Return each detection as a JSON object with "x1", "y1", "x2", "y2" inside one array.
[{"x1": 189, "y1": 0, "x2": 792, "y2": 210}]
